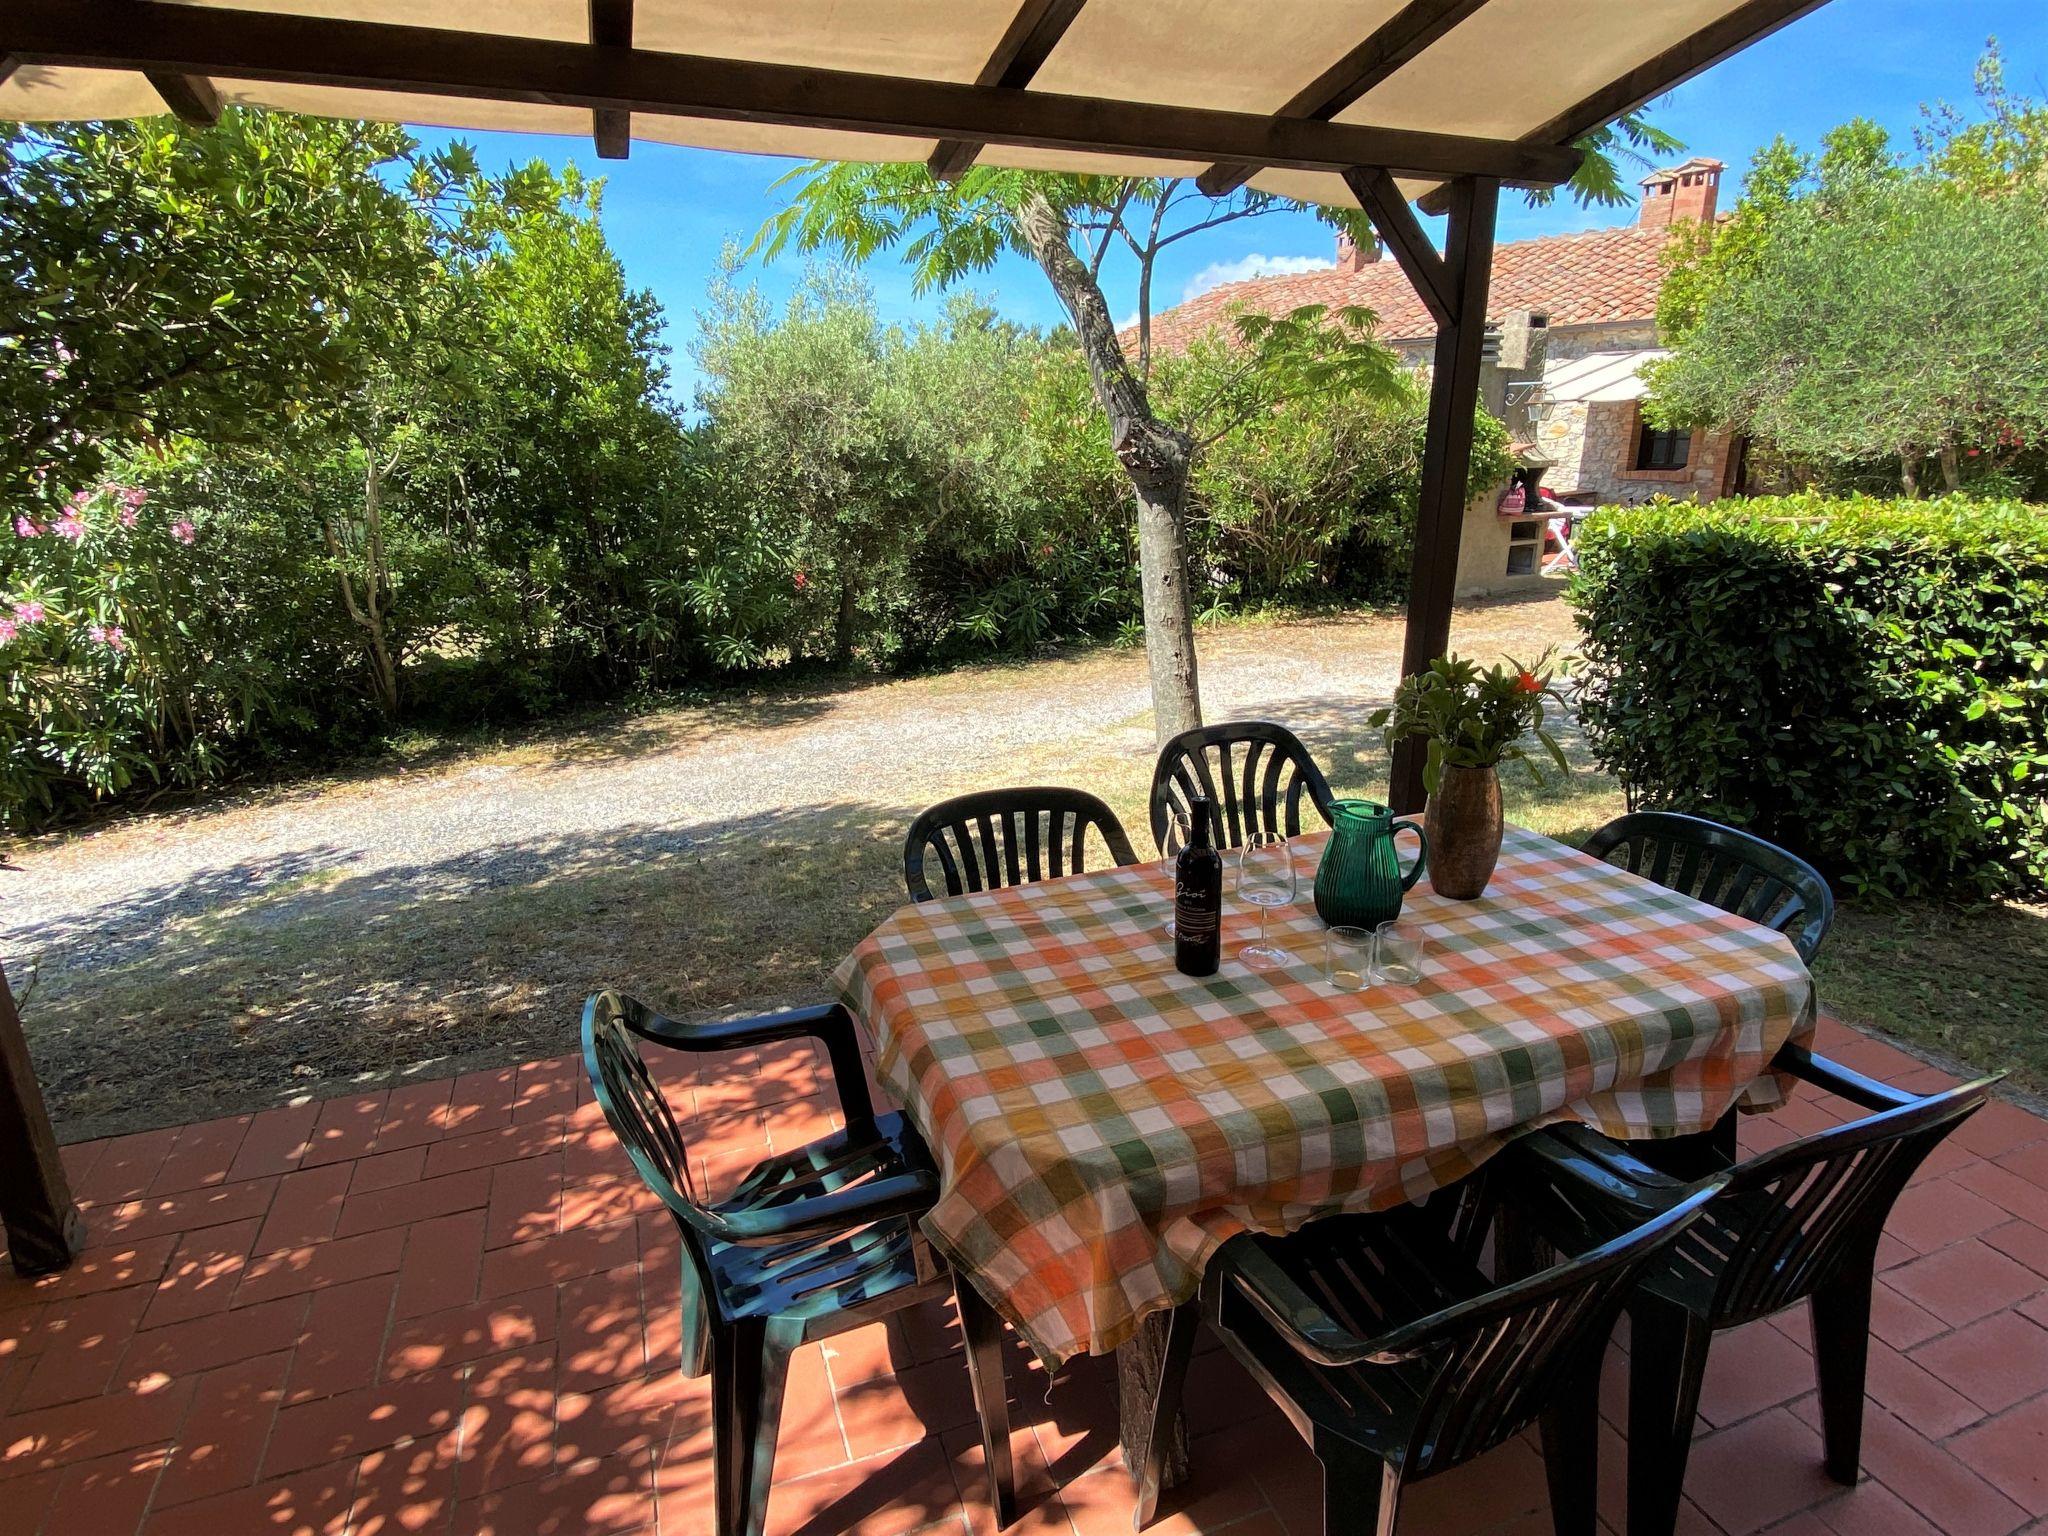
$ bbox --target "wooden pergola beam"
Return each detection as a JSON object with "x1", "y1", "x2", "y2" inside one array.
[
  {"x1": 147, "y1": 67, "x2": 221, "y2": 126},
  {"x1": 588, "y1": 0, "x2": 631, "y2": 159},
  {"x1": 0, "y1": 959, "x2": 85, "y2": 1275},
  {"x1": 0, "y1": 55, "x2": 17, "y2": 88},
  {"x1": 1198, "y1": 0, "x2": 1492, "y2": 198},
  {"x1": 0, "y1": 0, "x2": 1583, "y2": 185},
  {"x1": 929, "y1": 0, "x2": 1087, "y2": 182},
  {"x1": 1343, "y1": 166, "x2": 1452, "y2": 327},
  {"x1": 1417, "y1": 0, "x2": 1829, "y2": 214},
  {"x1": 1361, "y1": 173, "x2": 1500, "y2": 813}
]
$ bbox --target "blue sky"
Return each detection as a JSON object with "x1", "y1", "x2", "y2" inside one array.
[{"x1": 414, "y1": 0, "x2": 2045, "y2": 401}]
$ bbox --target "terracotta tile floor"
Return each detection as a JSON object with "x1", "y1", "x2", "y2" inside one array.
[{"x1": 5, "y1": 1015, "x2": 2046, "y2": 1536}]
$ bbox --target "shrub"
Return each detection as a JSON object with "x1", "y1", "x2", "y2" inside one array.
[
  {"x1": 1569, "y1": 494, "x2": 2048, "y2": 899},
  {"x1": 0, "y1": 484, "x2": 291, "y2": 825}
]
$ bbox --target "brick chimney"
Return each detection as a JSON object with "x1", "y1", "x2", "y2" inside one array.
[
  {"x1": 1334, "y1": 230, "x2": 1370, "y2": 273},
  {"x1": 1638, "y1": 157, "x2": 1724, "y2": 230}
]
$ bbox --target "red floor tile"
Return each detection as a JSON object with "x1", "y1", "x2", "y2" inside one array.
[
  {"x1": 262, "y1": 1368, "x2": 466, "y2": 1479},
  {"x1": 141, "y1": 1216, "x2": 264, "y2": 1329},
  {"x1": 393, "y1": 1211, "x2": 488, "y2": 1322},
  {"x1": 0, "y1": 1377, "x2": 196, "y2": 1479},
  {"x1": 139, "y1": 1457, "x2": 359, "y2": 1536},
  {"x1": 286, "y1": 1274, "x2": 401, "y2": 1405},
  {"x1": 257, "y1": 1162, "x2": 356, "y2": 1254},
  {"x1": 384, "y1": 1288, "x2": 558, "y2": 1381},
  {"x1": 226, "y1": 1103, "x2": 321, "y2": 1184},
  {"x1": 150, "y1": 1117, "x2": 254, "y2": 1198},
  {"x1": 378, "y1": 1078, "x2": 459, "y2": 1154},
  {"x1": 236, "y1": 1228, "x2": 408, "y2": 1308},
  {"x1": 1913, "y1": 1309, "x2": 2048, "y2": 1416},
  {"x1": 15, "y1": 1043, "x2": 2048, "y2": 1536},
  {"x1": 152, "y1": 1350, "x2": 291, "y2": 1508}
]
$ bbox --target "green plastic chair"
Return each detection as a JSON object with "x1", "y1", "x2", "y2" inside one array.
[{"x1": 582, "y1": 991, "x2": 1019, "y2": 1536}]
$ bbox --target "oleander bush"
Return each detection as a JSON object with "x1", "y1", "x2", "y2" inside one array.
[{"x1": 1569, "y1": 494, "x2": 2048, "y2": 899}]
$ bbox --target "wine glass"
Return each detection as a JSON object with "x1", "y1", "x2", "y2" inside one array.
[
  {"x1": 1237, "y1": 832, "x2": 1296, "y2": 970},
  {"x1": 1162, "y1": 801, "x2": 1190, "y2": 939}
]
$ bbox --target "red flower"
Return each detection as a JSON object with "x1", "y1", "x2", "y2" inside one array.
[
  {"x1": 1515, "y1": 670, "x2": 1541, "y2": 694},
  {"x1": 792, "y1": 569, "x2": 809, "y2": 591}
]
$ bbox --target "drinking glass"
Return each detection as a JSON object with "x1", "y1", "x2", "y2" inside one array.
[
  {"x1": 1238, "y1": 832, "x2": 1296, "y2": 970},
  {"x1": 1323, "y1": 925, "x2": 1373, "y2": 991},
  {"x1": 1162, "y1": 802, "x2": 1191, "y2": 939},
  {"x1": 1371, "y1": 919, "x2": 1424, "y2": 985}
]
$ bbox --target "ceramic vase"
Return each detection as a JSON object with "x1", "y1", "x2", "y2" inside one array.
[{"x1": 1425, "y1": 762, "x2": 1503, "y2": 900}]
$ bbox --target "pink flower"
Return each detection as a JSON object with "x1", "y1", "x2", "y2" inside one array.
[
  {"x1": 13, "y1": 516, "x2": 41, "y2": 538},
  {"x1": 12, "y1": 601, "x2": 46, "y2": 625},
  {"x1": 88, "y1": 623, "x2": 126, "y2": 653},
  {"x1": 792, "y1": 569, "x2": 808, "y2": 591},
  {"x1": 53, "y1": 513, "x2": 86, "y2": 542},
  {"x1": 0, "y1": 620, "x2": 16, "y2": 645},
  {"x1": 171, "y1": 519, "x2": 197, "y2": 545},
  {"x1": 69, "y1": 490, "x2": 91, "y2": 511},
  {"x1": 119, "y1": 507, "x2": 138, "y2": 528},
  {"x1": 119, "y1": 486, "x2": 147, "y2": 511}
]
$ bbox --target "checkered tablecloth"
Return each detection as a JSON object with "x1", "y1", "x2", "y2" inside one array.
[{"x1": 831, "y1": 824, "x2": 1815, "y2": 1368}]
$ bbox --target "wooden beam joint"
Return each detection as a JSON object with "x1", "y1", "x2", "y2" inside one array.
[
  {"x1": 1198, "y1": 0, "x2": 1492, "y2": 198},
  {"x1": 929, "y1": 0, "x2": 1087, "y2": 182},
  {"x1": 589, "y1": 0, "x2": 632, "y2": 158},
  {"x1": 147, "y1": 67, "x2": 220, "y2": 126},
  {"x1": 1345, "y1": 166, "x2": 1454, "y2": 328}
]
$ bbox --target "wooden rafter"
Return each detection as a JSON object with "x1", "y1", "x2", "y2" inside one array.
[
  {"x1": 0, "y1": 0, "x2": 1583, "y2": 184},
  {"x1": 147, "y1": 67, "x2": 221, "y2": 126},
  {"x1": 1417, "y1": 0, "x2": 1830, "y2": 213},
  {"x1": 1198, "y1": 0, "x2": 1492, "y2": 198},
  {"x1": 0, "y1": 54, "x2": 17, "y2": 88},
  {"x1": 1539, "y1": 0, "x2": 1829, "y2": 148},
  {"x1": 589, "y1": 0, "x2": 631, "y2": 159},
  {"x1": 929, "y1": 0, "x2": 1087, "y2": 181}
]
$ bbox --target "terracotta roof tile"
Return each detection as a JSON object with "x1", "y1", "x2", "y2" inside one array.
[{"x1": 1139, "y1": 220, "x2": 1674, "y2": 355}]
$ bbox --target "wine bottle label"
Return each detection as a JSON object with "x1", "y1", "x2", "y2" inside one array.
[{"x1": 1173, "y1": 895, "x2": 1218, "y2": 942}]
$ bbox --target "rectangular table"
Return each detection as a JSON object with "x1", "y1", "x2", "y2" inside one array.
[{"x1": 831, "y1": 823, "x2": 1815, "y2": 1373}]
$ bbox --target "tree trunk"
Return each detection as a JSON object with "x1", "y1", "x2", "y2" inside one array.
[
  {"x1": 1899, "y1": 448, "x2": 1921, "y2": 499},
  {"x1": 325, "y1": 450, "x2": 401, "y2": 717},
  {"x1": 1938, "y1": 441, "x2": 1962, "y2": 495},
  {"x1": 834, "y1": 566, "x2": 859, "y2": 666},
  {"x1": 1013, "y1": 192, "x2": 1201, "y2": 743}
]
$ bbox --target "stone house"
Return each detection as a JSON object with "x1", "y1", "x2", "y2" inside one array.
[{"x1": 1141, "y1": 158, "x2": 1746, "y2": 595}]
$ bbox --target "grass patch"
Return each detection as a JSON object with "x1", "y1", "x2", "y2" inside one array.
[{"x1": 1816, "y1": 899, "x2": 2048, "y2": 1095}]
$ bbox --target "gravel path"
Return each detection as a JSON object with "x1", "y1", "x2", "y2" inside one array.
[{"x1": 3, "y1": 594, "x2": 1585, "y2": 1138}]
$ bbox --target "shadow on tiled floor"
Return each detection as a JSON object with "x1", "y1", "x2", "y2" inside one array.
[{"x1": 3, "y1": 1016, "x2": 2044, "y2": 1535}]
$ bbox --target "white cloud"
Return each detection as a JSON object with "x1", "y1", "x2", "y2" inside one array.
[
  {"x1": 1117, "y1": 310, "x2": 1140, "y2": 332},
  {"x1": 1179, "y1": 253, "x2": 1334, "y2": 306}
]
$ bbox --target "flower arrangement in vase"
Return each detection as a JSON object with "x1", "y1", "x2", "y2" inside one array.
[{"x1": 1368, "y1": 651, "x2": 1571, "y2": 899}]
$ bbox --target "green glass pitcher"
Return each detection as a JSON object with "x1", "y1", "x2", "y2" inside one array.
[{"x1": 1313, "y1": 798, "x2": 1428, "y2": 929}]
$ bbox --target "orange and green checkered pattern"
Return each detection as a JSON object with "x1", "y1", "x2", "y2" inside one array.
[{"x1": 831, "y1": 825, "x2": 1815, "y2": 1369}]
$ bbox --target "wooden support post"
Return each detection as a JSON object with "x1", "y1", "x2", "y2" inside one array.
[
  {"x1": 1372, "y1": 174, "x2": 1499, "y2": 814},
  {"x1": 0, "y1": 958, "x2": 84, "y2": 1274},
  {"x1": 1117, "y1": 1310, "x2": 1189, "y2": 1494}
]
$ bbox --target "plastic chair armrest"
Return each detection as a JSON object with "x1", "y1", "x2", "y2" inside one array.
[
  {"x1": 718, "y1": 1168, "x2": 938, "y2": 1246},
  {"x1": 1220, "y1": 1238, "x2": 1384, "y2": 1368},
  {"x1": 1772, "y1": 1043, "x2": 1919, "y2": 1114}
]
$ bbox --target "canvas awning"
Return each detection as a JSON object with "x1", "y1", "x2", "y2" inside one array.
[
  {"x1": 1543, "y1": 347, "x2": 1671, "y2": 405},
  {"x1": 3, "y1": 1, "x2": 1826, "y2": 204}
]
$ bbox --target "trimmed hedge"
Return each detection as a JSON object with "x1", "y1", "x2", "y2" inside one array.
[{"x1": 1569, "y1": 495, "x2": 2048, "y2": 899}]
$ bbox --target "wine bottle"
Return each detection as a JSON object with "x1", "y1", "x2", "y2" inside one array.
[{"x1": 1173, "y1": 794, "x2": 1223, "y2": 977}]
